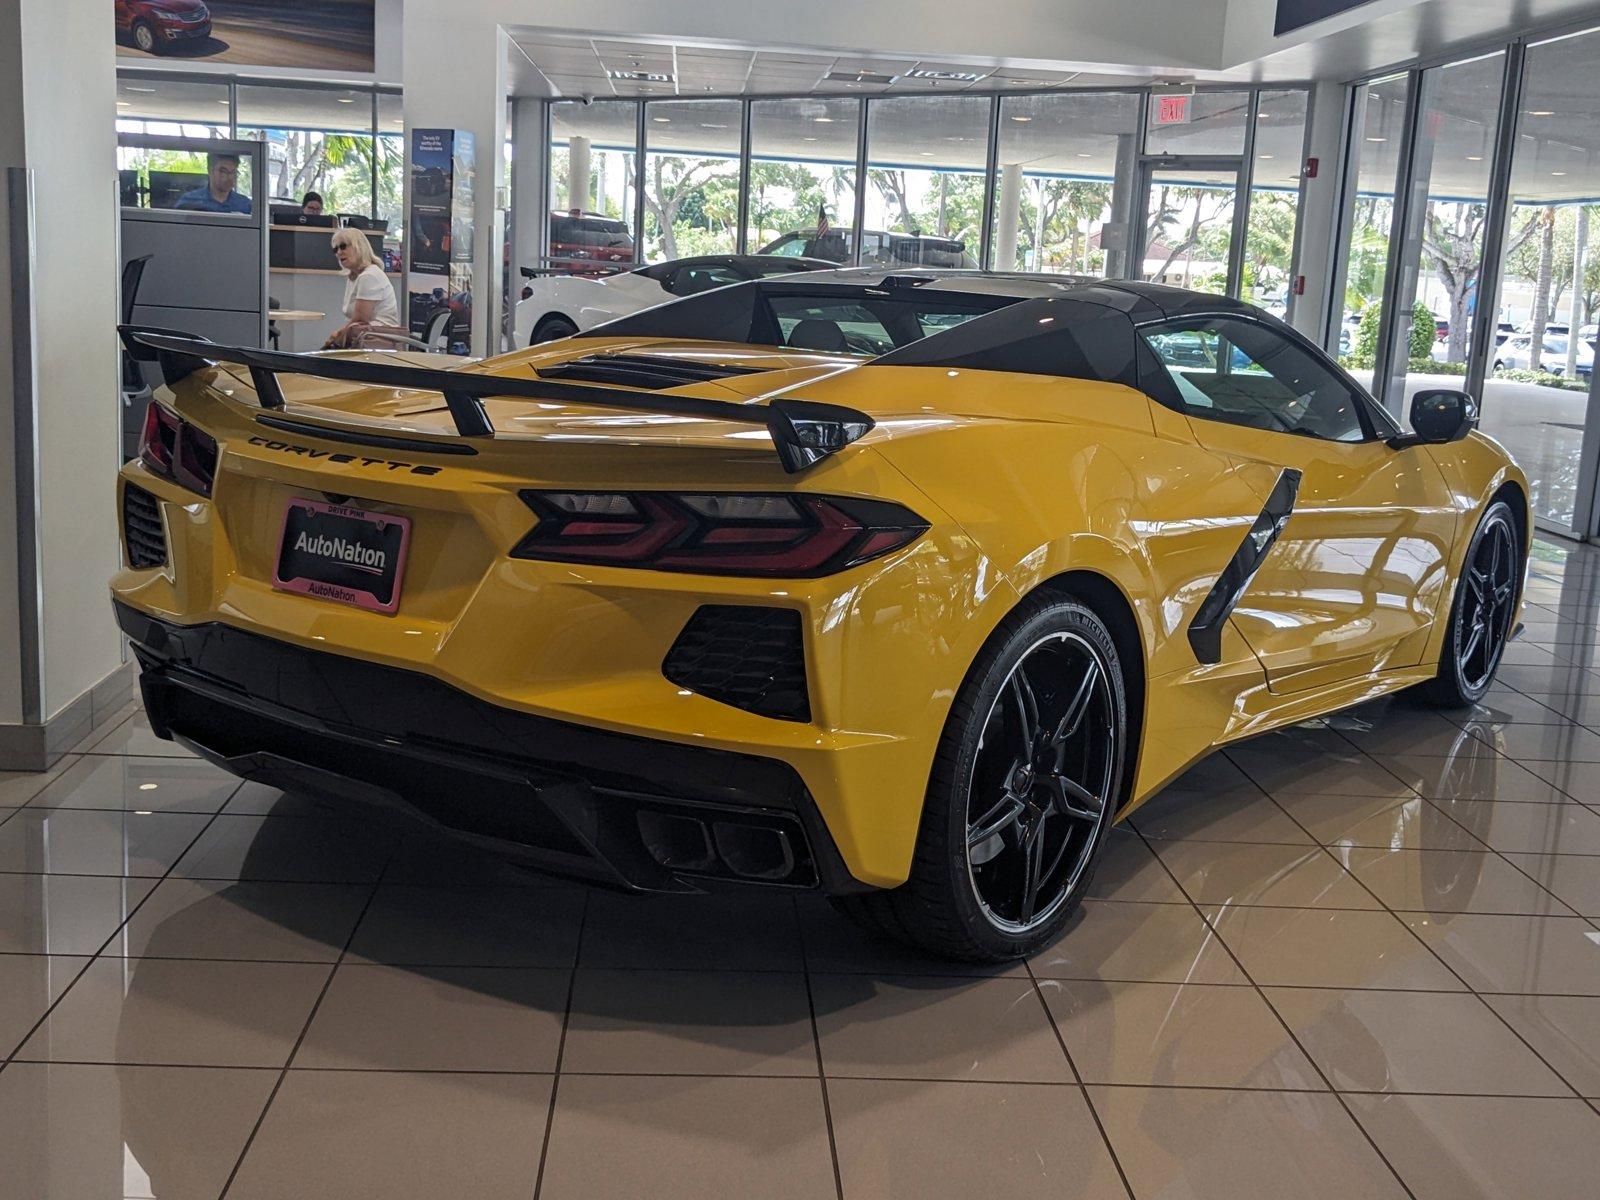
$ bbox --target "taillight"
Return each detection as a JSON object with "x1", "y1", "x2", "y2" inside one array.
[
  {"x1": 138, "y1": 402, "x2": 217, "y2": 497},
  {"x1": 512, "y1": 491, "x2": 928, "y2": 577}
]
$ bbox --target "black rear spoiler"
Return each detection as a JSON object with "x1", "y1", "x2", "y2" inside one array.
[{"x1": 118, "y1": 325, "x2": 873, "y2": 474}]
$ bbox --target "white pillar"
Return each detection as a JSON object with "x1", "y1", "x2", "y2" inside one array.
[
  {"x1": 1290, "y1": 81, "x2": 1348, "y2": 342},
  {"x1": 0, "y1": 0, "x2": 126, "y2": 768},
  {"x1": 568, "y1": 135, "x2": 591, "y2": 214},
  {"x1": 995, "y1": 163, "x2": 1022, "y2": 272},
  {"x1": 403, "y1": 11, "x2": 509, "y2": 358},
  {"x1": 510, "y1": 96, "x2": 546, "y2": 282}
]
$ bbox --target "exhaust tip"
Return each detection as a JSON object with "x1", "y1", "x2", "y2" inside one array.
[{"x1": 712, "y1": 821, "x2": 798, "y2": 881}]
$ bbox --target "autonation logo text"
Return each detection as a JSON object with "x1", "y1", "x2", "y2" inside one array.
[{"x1": 294, "y1": 532, "x2": 387, "y2": 574}]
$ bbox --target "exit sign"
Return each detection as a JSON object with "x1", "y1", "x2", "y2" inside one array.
[{"x1": 1154, "y1": 94, "x2": 1192, "y2": 126}]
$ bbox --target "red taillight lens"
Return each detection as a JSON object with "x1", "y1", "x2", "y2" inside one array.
[
  {"x1": 138, "y1": 403, "x2": 216, "y2": 497},
  {"x1": 512, "y1": 492, "x2": 928, "y2": 577}
]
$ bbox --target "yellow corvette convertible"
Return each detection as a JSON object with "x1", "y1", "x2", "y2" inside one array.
[{"x1": 113, "y1": 269, "x2": 1527, "y2": 960}]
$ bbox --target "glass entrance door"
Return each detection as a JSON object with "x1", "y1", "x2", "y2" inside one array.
[{"x1": 1137, "y1": 160, "x2": 1246, "y2": 295}]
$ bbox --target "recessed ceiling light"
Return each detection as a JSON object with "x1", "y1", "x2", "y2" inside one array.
[
  {"x1": 1466, "y1": 154, "x2": 1483, "y2": 161},
  {"x1": 116, "y1": 101, "x2": 131, "y2": 107},
  {"x1": 1552, "y1": 170, "x2": 1568, "y2": 176},
  {"x1": 919, "y1": 150, "x2": 934, "y2": 156},
  {"x1": 700, "y1": 123, "x2": 728, "y2": 129},
  {"x1": 1258, "y1": 153, "x2": 1275, "y2": 159},
  {"x1": 1528, "y1": 110, "x2": 1555, "y2": 116},
  {"x1": 905, "y1": 68, "x2": 986, "y2": 83},
  {"x1": 1365, "y1": 136, "x2": 1386, "y2": 142},
  {"x1": 1077, "y1": 152, "x2": 1093, "y2": 158},
  {"x1": 609, "y1": 69, "x2": 673, "y2": 83},
  {"x1": 125, "y1": 85, "x2": 156, "y2": 93},
  {"x1": 813, "y1": 116, "x2": 834, "y2": 122},
  {"x1": 1010, "y1": 115, "x2": 1032, "y2": 122},
  {"x1": 651, "y1": 116, "x2": 670, "y2": 123},
  {"x1": 138, "y1": 783, "x2": 158, "y2": 791},
  {"x1": 802, "y1": 135, "x2": 818, "y2": 141},
  {"x1": 337, "y1": 97, "x2": 354, "y2": 104}
]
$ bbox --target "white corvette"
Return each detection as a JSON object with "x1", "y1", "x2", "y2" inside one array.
[{"x1": 513, "y1": 254, "x2": 834, "y2": 346}]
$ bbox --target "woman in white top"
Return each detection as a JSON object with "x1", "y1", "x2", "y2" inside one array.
[{"x1": 322, "y1": 228, "x2": 401, "y2": 348}]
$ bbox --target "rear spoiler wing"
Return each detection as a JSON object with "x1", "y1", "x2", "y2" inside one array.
[{"x1": 118, "y1": 325, "x2": 873, "y2": 474}]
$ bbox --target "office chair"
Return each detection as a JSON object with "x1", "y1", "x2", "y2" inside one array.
[{"x1": 356, "y1": 307, "x2": 453, "y2": 353}]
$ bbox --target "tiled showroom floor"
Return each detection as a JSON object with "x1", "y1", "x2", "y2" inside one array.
[{"x1": 4, "y1": 541, "x2": 1600, "y2": 1198}]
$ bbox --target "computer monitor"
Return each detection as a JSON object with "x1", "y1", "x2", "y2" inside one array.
[
  {"x1": 271, "y1": 205, "x2": 336, "y2": 228},
  {"x1": 147, "y1": 170, "x2": 207, "y2": 210}
]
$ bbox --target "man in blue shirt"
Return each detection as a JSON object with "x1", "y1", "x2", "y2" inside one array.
[{"x1": 174, "y1": 153, "x2": 251, "y2": 214}]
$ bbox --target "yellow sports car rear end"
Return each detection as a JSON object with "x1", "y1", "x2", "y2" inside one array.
[{"x1": 112, "y1": 270, "x2": 1528, "y2": 961}]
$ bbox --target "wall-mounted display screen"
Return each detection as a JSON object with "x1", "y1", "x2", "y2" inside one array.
[
  {"x1": 114, "y1": 1, "x2": 375, "y2": 72},
  {"x1": 1273, "y1": 0, "x2": 1377, "y2": 37}
]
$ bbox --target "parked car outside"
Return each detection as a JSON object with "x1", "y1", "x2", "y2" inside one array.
[
  {"x1": 549, "y1": 211, "x2": 636, "y2": 272},
  {"x1": 760, "y1": 228, "x2": 978, "y2": 269},
  {"x1": 1493, "y1": 333, "x2": 1594, "y2": 377}
]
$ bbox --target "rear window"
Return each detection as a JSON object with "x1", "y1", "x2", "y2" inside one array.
[
  {"x1": 767, "y1": 295, "x2": 994, "y2": 356},
  {"x1": 551, "y1": 216, "x2": 631, "y2": 247}
]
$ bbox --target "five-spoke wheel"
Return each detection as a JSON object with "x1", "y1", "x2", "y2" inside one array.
[{"x1": 1419, "y1": 498, "x2": 1521, "y2": 707}]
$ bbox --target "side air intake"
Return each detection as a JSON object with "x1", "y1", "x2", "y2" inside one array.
[
  {"x1": 663, "y1": 605, "x2": 810, "y2": 721},
  {"x1": 537, "y1": 353, "x2": 763, "y2": 390},
  {"x1": 122, "y1": 484, "x2": 168, "y2": 569}
]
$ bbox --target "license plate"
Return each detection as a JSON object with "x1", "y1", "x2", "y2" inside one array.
[{"x1": 273, "y1": 499, "x2": 411, "y2": 614}]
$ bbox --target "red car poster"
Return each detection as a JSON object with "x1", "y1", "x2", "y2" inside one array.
[{"x1": 115, "y1": 1, "x2": 375, "y2": 72}]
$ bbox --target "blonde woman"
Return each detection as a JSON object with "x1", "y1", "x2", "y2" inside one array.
[{"x1": 322, "y1": 229, "x2": 400, "y2": 349}]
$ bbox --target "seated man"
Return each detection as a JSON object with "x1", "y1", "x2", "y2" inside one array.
[{"x1": 174, "y1": 153, "x2": 251, "y2": 215}]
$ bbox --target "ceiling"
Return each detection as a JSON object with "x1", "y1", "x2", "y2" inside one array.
[
  {"x1": 115, "y1": 75, "x2": 401, "y2": 134},
  {"x1": 509, "y1": 32, "x2": 1159, "y2": 101}
]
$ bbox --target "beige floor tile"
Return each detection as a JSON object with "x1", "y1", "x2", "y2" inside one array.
[
  {"x1": 382, "y1": 829, "x2": 572, "y2": 887},
  {"x1": 296, "y1": 962, "x2": 566, "y2": 1071},
  {"x1": 1238, "y1": 751, "x2": 1418, "y2": 799},
  {"x1": 1031, "y1": 900, "x2": 1246, "y2": 985},
  {"x1": 1481, "y1": 994, "x2": 1600, "y2": 1097},
  {"x1": 1165, "y1": 752, "x2": 1257, "y2": 792},
  {"x1": 82, "y1": 712, "x2": 196, "y2": 758},
  {"x1": 348, "y1": 884, "x2": 585, "y2": 968},
  {"x1": 1474, "y1": 722, "x2": 1600, "y2": 763},
  {"x1": 1152, "y1": 840, "x2": 1379, "y2": 909},
  {"x1": 539, "y1": 1074, "x2": 835, "y2": 1200},
  {"x1": 1441, "y1": 687, "x2": 1568, "y2": 725},
  {"x1": 1087, "y1": 830, "x2": 1189, "y2": 903},
  {"x1": 1277, "y1": 793, "x2": 1483, "y2": 851},
  {"x1": 228, "y1": 1069, "x2": 552, "y2": 1200},
  {"x1": 1339, "y1": 846, "x2": 1574, "y2": 915},
  {"x1": 1400, "y1": 912, "x2": 1600, "y2": 995},
  {"x1": 0, "y1": 808, "x2": 210, "y2": 877},
  {"x1": 1493, "y1": 661, "x2": 1600, "y2": 696},
  {"x1": 1373, "y1": 752, "x2": 1576, "y2": 803},
  {"x1": 1331, "y1": 708, "x2": 1489, "y2": 756},
  {"x1": 16, "y1": 955, "x2": 329, "y2": 1066},
  {"x1": 0, "y1": 954, "x2": 89, "y2": 1055},
  {"x1": 1267, "y1": 987, "x2": 1571, "y2": 1096},
  {"x1": 222, "y1": 781, "x2": 338, "y2": 817},
  {"x1": 1205, "y1": 905, "x2": 1464, "y2": 990},
  {"x1": 0, "y1": 1062, "x2": 276, "y2": 1200},
  {"x1": 579, "y1": 891, "x2": 803, "y2": 971},
  {"x1": 174, "y1": 813, "x2": 396, "y2": 883},
  {"x1": 1501, "y1": 852, "x2": 1600, "y2": 917},
  {"x1": 1040, "y1": 979, "x2": 1323, "y2": 1089},
  {"x1": 0, "y1": 758, "x2": 78, "y2": 808},
  {"x1": 1445, "y1": 800, "x2": 1600, "y2": 854},
  {"x1": 0, "y1": 873, "x2": 157, "y2": 954},
  {"x1": 25, "y1": 754, "x2": 240, "y2": 814},
  {"x1": 830, "y1": 1078, "x2": 1127, "y2": 1200},
  {"x1": 1131, "y1": 787, "x2": 1312, "y2": 845},
  {"x1": 1515, "y1": 758, "x2": 1600, "y2": 803},
  {"x1": 1345, "y1": 1093, "x2": 1600, "y2": 1200},
  {"x1": 1091, "y1": 1085, "x2": 1408, "y2": 1199},
  {"x1": 106, "y1": 877, "x2": 370, "y2": 961},
  {"x1": 562, "y1": 967, "x2": 816, "y2": 1076},
  {"x1": 794, "y1": 895, "x2": 1027, "y2": 977},
  {"x1": 812, "y1": 973, "x2": 1073, "y2": 1082}
]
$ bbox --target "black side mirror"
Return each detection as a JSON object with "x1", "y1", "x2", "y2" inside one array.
[{"x1": 1391, "y1": 389, "x2": 1479, "y2": 448}]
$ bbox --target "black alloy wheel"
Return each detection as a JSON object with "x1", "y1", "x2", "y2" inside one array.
[
  {"x1": 832, "y1": 594, "x2": 1127, "y2": 961},
  {"x1": 1457, "y1": 507, "x2": 1518, "y2": 694},
  {"x1": 531, "y1": 315, "x2": 578, "y2": 345},
  {"x1": 965, "y1": 631, "x2": 1117, "y2": 932},
  {"x1": 1418, "y1": 499, "x2": 1520, "y2": 707}
]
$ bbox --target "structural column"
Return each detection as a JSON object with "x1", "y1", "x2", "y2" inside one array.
[
  {"x1": 1290, "y1": 80, "x2": 1348, "y2": 343},
  {"x1": 994, "y1": 163, "x2": 1022, "y2": 271},
  {"x1": 0, "y1": 0, "x2": 127, "y2": 769},
  {"x1": 510, "y1": 95, "x2": 549, "y2": 302}
]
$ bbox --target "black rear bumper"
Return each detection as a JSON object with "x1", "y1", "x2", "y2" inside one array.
[{"x1": 114, "y1": 601, "x2": 865, "y2": 894}]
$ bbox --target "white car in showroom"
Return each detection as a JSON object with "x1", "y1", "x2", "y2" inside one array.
[{"x1": 513, "y1": 254, "x2": 834, "y2": 346}]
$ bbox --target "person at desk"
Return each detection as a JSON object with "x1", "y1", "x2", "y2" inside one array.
[
  {"x1": 322, "y1": 228, "x2": 401, "y2": 348},
  {"x1": 174, "y1": 153, "x2": 251, "y2": 215},
  {"x1": 301, "y1": 191, "x2": 324, "y2": 216}
]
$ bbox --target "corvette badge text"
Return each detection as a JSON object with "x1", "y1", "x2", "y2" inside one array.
[{"x1": 248, "y1": 436, "x2": 443, "y2": 476}]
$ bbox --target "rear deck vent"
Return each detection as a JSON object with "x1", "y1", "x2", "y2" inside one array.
[
  {"x1": 663, "y1": 605, "x2": 810, "y2": 722},
  {"x1": 123, "y1": 484, "x2": 168, "y2": 569},
  {"x1": 537, "y1": 353, "x2": 764, "y2": 391}
]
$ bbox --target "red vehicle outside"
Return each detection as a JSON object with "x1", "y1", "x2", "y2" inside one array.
[
  {"x1": 116, "y1": 0, "x2": 213, "y2": 55},
  {"x1": 549, "y1": 210, "x2": 635, "y2": 272}
]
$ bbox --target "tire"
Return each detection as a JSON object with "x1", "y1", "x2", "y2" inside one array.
[
  {"x1": 530, "y1": 315, "x2": 578, "y2": 345},
  {"x1": 834, "y1": 593, "x2": 1128, "y2": 961},
  {"x1": 1415, "y1": 499, "x2": 1521, "y2": 708},
  {"x1": 132, "y1": 20, "x2": 160, "y2": 54}
]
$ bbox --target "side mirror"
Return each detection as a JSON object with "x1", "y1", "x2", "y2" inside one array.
[{"x1": 1392, "y1": 389, "x2": 1479, "y2": 448}]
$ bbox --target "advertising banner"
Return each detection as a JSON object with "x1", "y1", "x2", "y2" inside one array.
[
  {"x1": 408, "y1": 129, "x2": 474, "y2": 354},
  {"x1": 115, "y1": 1, "x2": 375, "y2": 72}
]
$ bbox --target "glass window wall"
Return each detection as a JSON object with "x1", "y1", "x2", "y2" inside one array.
[
  {"x1": 748, "y1": 97, "x2": 860, "y2": 263},
  {"x1": 116, "y1": 75, "x2": 231, "y2": 137},
  {"x1": 237, "y1": 84, "x2": 376, "y2": 217},
  {"x1": 1338, "y1": 74, "x2": 1411, "y2": 371},
  {"x1": 863, "y1": 95, "x2": 989, "y2": 268},
  {"x1": 987, "y1": 92, "x2": 1140, "y2": 276},
  {"x1": 548, "y1": 100, "x2": 640, "y2": 268},
  {"x1": 642, "y1": 98, "x2": 742, "y2": 261},
  {"x1": 1244, "y1": 90, "x2": 1309, "y2": 314}
]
